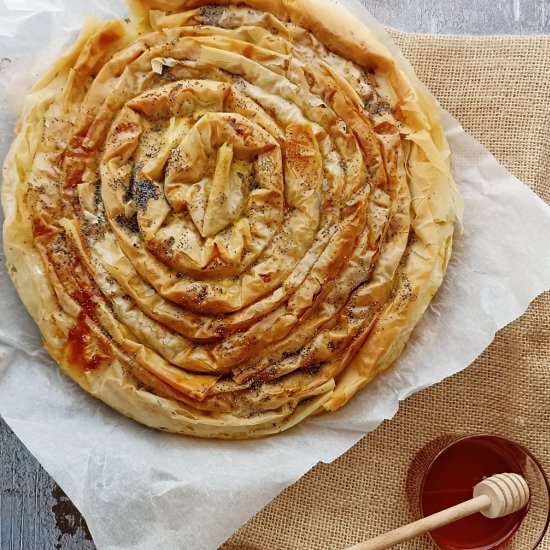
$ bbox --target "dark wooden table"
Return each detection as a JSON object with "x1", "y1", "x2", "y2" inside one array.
[{"x1": 1, "y1": 1, "x2": 547, "y2": 548}]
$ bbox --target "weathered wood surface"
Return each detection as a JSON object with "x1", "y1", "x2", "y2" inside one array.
[
  {"x1": 0, "y1": 1, "x2": 547, "y2": 548},
  {"x1": 0, "y1": 420, "x2": 94, "y2": 550},
  {"x1": 365, "y1": 0, "x2": 549, "y2": 35}
]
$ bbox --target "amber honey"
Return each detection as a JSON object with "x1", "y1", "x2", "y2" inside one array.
[{"x1": 420, "y1": 435, "x2": 528, "y2": 549}]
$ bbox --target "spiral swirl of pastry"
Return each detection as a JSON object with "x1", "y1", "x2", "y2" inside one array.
[{"x1": 2, "y1": 0, "x2": 462, "y2": 438}]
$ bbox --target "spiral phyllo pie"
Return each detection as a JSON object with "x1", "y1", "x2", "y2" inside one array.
[{"x1": 2, "y1": 0, "x2": 462, "y2": 438}]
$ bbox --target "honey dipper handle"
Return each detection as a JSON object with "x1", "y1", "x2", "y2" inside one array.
[{"x1": 345, "y1": 494, "x2": 491, "y2": 550}]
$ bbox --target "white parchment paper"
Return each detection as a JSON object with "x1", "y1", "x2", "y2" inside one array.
[{"x1": 1, "y1": 1, "x2": 550, "y2": 549}]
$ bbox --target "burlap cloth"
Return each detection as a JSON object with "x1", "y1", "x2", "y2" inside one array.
[{"x1": 222, "y1": 31, "x2": 550, "y2": 549}]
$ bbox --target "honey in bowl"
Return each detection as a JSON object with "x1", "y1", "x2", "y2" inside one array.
[{"x1": 420, "y1": 435, "x2": 528, "y2": 549}]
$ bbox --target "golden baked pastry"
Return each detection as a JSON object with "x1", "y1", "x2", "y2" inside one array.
[{"x1": 2, "y1": 0, "x2": 462, "y2": 438}]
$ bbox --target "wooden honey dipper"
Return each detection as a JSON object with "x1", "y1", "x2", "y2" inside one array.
[{"x1": 346, "y1": 473, "x2": 530, "y2": 550}]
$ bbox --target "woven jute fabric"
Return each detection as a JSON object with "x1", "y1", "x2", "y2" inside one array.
[{"x1": 223, "y1": 31, "x2": 550, "y2": 550}]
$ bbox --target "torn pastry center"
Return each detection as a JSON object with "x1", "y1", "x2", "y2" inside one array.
[
  {"x1": 102, "y1": 82, "x2": 286, "y2": 278},
  {"x1": 162, "y1": 112, "x2": 281, "y2": 241}
]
